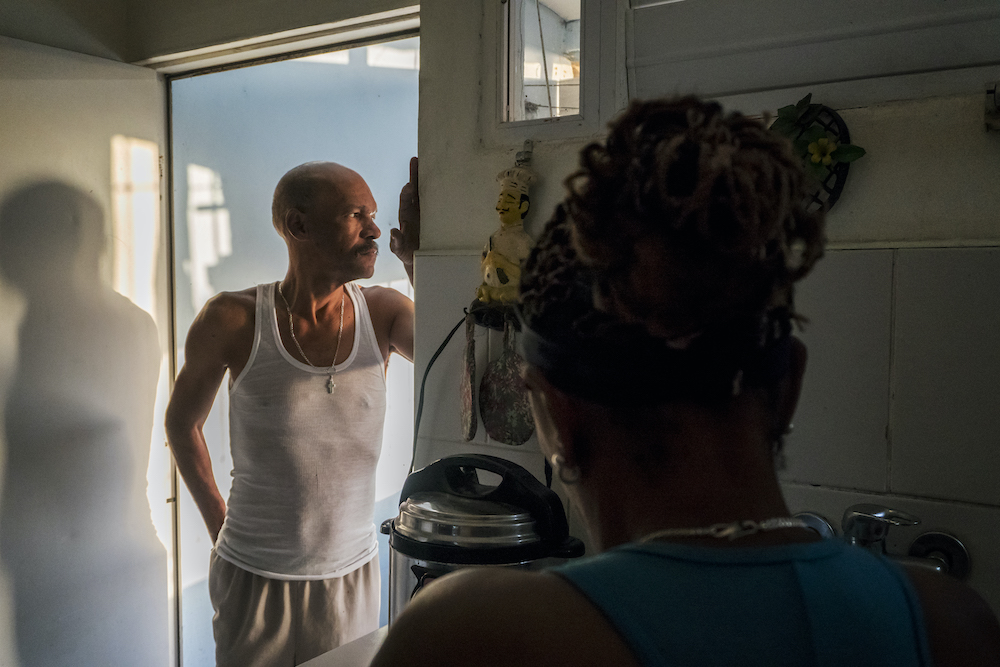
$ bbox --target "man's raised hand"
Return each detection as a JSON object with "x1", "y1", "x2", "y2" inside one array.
[{"x1": 391, "y1": 156, "x2": 420, "y2": 284}]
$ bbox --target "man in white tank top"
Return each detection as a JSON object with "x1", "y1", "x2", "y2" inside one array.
[{"x1": 165, "y1": 159, "x2": 419, "y2": 666}]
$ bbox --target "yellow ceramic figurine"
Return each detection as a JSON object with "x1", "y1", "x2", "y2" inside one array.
[{"x1": 477, "y1": 167, "x2": 536, "y2": 303}]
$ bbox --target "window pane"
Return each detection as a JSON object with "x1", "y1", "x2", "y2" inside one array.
[{"x1": 508, "y1": 0, "x2": 581, "y2": 122}]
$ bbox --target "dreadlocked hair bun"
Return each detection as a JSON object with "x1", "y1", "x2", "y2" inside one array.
[
  {"x1": 519, "y1": 97, "x2": 825, "y2": 404},
  {"x1": 557, "y1": 96, "x2": 825, "y2": 341}
]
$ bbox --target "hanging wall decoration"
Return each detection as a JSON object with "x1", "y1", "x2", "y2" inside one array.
[
  {"x1": 461, "y1": 145, "x2": 538, "y2": 446},
  {"x1": 769, "y1": 94, "x2": 866, "y2": 212}
]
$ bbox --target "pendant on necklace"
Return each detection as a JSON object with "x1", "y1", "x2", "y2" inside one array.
[{"x1": 327, "y1": 375, "x2": 336, "y2": 394}]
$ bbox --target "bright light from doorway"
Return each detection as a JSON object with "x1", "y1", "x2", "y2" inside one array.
[
  {"x1": 367, "y1": 43, "x2": 419, "y2": 70},
  {"x1": 111, "y1": 135, "x2": 160, "y2": 316},
  {"x1": 185, "y1": 164, "x2": 232, "y2": 312},
  {"x1": 297, "y1": 50, "x2": 351, "y2": 65},
  {"x1": 111, "y1": 136, "x2": 174, "y2": 573}
]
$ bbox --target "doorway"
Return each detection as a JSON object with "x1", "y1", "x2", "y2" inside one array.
[{"x1": 169, "y1": 36, "x2": 418, "y2": 665}]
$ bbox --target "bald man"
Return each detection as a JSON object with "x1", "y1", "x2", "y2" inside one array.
[{"x1": 166, "y1": 159, "x2": 419, "y2": 666}]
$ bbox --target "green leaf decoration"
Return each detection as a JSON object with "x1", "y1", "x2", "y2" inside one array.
[
  {"x1": 798, "y1": 105, "x2": 823, "y2": 126},
  {"x1": 770, "y1": 93, "x2": 866, "y2": 189},
  {"x1": 807, "y1": 161, "x2": 828, "y2": 181},
  {"x1": 831, "y1": 144, "x2": 866, "y2": 162},
  {"x1": 801, "y1": 125, "x2": 827, "y2": 143},
  {"x1": 770, "y1": 117, "x2": 797, "y2": 137},
  {"x1": 776, "y1": 105, "x2": 799, "y2": 121}
]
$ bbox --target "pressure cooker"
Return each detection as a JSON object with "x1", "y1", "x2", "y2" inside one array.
[{"x1": 380, "y1": 454, "x2": 585, "y2": 624}]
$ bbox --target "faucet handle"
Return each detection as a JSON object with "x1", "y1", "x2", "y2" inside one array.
[{"x1": 842, "y1": 504, "x2": 921, "y2": 553}]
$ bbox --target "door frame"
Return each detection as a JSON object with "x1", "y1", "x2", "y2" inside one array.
[{"x1": 155, "y1": 11, "x2": 419, "y2": 665}]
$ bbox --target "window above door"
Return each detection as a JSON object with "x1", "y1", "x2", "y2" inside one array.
[
  {"x1": 504, "y1": 0, "x2": 582, "y2": 123},
  {"x1": 488, "y1": 0, "x2": 625, "y2": 144}
]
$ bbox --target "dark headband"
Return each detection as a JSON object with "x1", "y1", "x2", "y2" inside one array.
[{"x1": 516, "y1": 309, "x2": 792, "y2": 405}]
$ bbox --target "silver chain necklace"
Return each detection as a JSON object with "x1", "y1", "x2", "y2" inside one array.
[
  {"x1": 277, "y1": 281, "x2": 345, "y2": 394},
  {"x1": 637, "y1": 517, "x2": 811, "y2": 543}
]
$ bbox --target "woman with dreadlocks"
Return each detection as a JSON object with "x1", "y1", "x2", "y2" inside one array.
[{"x1": 372, "y1": 98, "x2": 999, "y2": 667}]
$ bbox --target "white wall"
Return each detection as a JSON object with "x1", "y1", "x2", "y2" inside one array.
[
  {"x1": 754, "y1": 98, "x2": 1000, "y2": 618},
  {"x1": 628, "y1": 0, "x2": 1000, "y2": 101},
  {"x1": 782, "y1": 243, "x2": 1000, "y2": 614},
  {"x1": 413, "y1": 0, "x2": 1000, "y2": 619},
  {"x1": 0, "y1": 0, "x2": 129, "y2": 60},
  {"x1": 0, "y1": 36, "x2": 172, "y2": 666}
]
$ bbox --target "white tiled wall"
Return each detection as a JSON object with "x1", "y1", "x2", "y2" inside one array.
[
  {"x1": 891, "y1": 248, "x2": 1000, "y2": 506},
  {"x1": 413, "y1": 246, "x2": 1000, "y2": 613},
  {"x1": 780, "y1": 250, "x2": 893, "y2": 491},
  {"x1": 413, "y1": 253, "x2": 489, "y2": 448},
  {"x1": 780, "y1": 246, "x2": 1000, "y2": 617}
]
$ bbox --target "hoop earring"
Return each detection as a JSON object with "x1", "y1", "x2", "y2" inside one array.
[{"x1": 550, "y1": 453, "x2": 581, "y2": 485}]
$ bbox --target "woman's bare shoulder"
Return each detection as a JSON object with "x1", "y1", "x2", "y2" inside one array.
[
  {"x1": 906, "y1": 566, "x2": 1000, "y2": 667},
  {"x1": 370, "y1": 567, "x2": 639, "y2": 667}
]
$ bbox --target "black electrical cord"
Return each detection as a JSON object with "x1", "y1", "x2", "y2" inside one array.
[{"x1": 410, "y1": 311, "x2": 468, "y2": 473}]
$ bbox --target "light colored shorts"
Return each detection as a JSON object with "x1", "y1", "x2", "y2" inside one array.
[{"x1": 209, "y1": 551, "x2": 380, "y2": 667}]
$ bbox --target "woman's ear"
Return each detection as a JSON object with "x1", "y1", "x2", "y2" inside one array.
[
  {"x1": 524, "y1": 366, "x2": 581, "y2": 467},
  {"x1": 776, "y1": 336, "x2": 807, "y2": 433}
]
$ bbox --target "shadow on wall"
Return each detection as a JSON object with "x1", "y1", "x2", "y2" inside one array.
[{"x1": 0, "y1": 182, "x2": 168, "y2": 667}]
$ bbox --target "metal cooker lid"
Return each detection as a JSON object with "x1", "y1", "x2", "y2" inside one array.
[{"x1": 395, "y1": 491, "x2": 541, "y2": 548}]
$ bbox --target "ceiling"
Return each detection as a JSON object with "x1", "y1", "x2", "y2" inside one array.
[{"x1": 543, "y1": 0, "x2": 581, "y2": 22}]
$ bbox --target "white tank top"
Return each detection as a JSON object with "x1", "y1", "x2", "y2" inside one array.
[{"x1": 215, "y1": 281, "x2": 386, "y2": 580}]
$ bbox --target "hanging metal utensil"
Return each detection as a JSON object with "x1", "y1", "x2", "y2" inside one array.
[
  {"x1": 461, "y1": 312, "x2": 477, "y2": 441},
  {"x1": 478, "y1": 316, "x2": 534, "y2": 446}
]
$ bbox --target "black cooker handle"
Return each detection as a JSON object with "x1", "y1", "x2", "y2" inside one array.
[
  {"x1": 399, "y1": 454, "x2": 571, "y2": 542},
  {"x1": 551, "y1": 535, "x2": 586, "y2": 559}
]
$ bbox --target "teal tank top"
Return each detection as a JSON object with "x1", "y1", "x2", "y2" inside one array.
[{"x1": 553, "y1": 539, "x2": 931, "y2": 667}]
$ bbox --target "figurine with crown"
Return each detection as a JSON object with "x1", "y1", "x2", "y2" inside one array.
[{"x1": 475, "y1": 166, "x2": 537, "y2": 305}]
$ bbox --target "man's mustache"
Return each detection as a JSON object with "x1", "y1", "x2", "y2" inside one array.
[{"x1": 356, "y1": 241, "x2": 379, "y2": 255}]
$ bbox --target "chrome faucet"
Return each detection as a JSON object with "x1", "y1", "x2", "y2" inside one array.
[
  {"x1": 841, "y1": 504, "x2": 920, "y2": 555},
  {"x1": 794, "y1": 505, "x2": 971, "y2": 580},
  {"x1": 840, "y1": 504, "x2": 972, "y2": 579}
]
